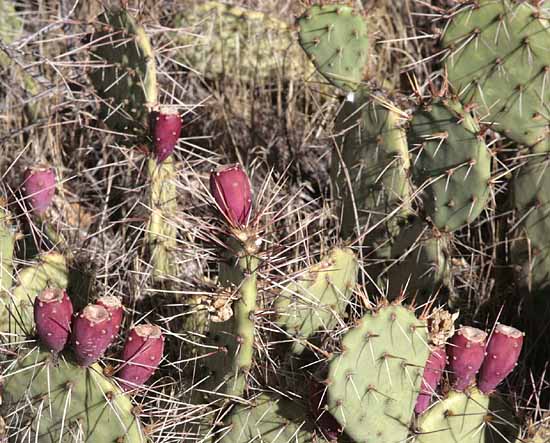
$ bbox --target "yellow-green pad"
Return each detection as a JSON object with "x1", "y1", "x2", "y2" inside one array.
[
  {"x1": 221, "y1": 394, "x2": 317, "y2": 443},
  {"x1": 0, "y1": 252, "x2": 68, "y2": 334},
  {"x1": 327, "y1": 304, "x2": 429, "y2": 443},
  {"x1": 172, "y1": 1, "x2": 311, "y2": 82},
  {"x1": 275, "y1": 247, "x2": 358, "y2": 354},
  {"x1": 1, "y1": 349, "x2": 143, "y2": 442},
  {"x1": 89, "y1": 8, "x2": 157, "y2": 136},
  {"x1": 0, "y1": 204, "x2": 15, "y2": 295},
  {"x1": 297, "y1": 5, "x2": 368, "y2": 92},
  {"x1": 442, "y1": 0, "x2": 550, "y2": 152},
  {"x1": 410, "y1": 99, "x2": 491, "y2": 232}
]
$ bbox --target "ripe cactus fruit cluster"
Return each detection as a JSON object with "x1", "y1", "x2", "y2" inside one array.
[
  {"x1": 118, "y1": 323, "x2": 165, "y2": 391},
  {"x1": 410, "y1": 98, "x2": 491, "y2": 232},
  {"x1": 34, "y1": 288, "x2": 73, "y2": 353},
  {"x1": 327, "y1": 303, "x2": 430, "y2": 443},
  {"x1": 96, "y1": 294, "x2": 124, "y2": 334},
  {"x1": 275, "y1": 247, "x2": 358, "y2": 354},
  {"x1": 442, "y1": 0, "x2": 550, "y2": 152},
  {"x1": 297, "y1": 4, "x2": 369, "y2": 92},
  {"x1": 446, "y1": 325, "x2": 487, "y2": 391},
  {"x1": 22, "y1": 165, "x2": 56, "y2": 215},
  {"x1": 210, "y1": 164, "x2": 253, "y2": 228},
  {"x1": 415, "y1": 346, "x2": 447, "y2": 414},
  {"x1": 151, "y1": 107, "x2": 183, "y2": 163}
]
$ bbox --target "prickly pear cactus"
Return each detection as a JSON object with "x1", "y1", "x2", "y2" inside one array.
[
  {"x1": 221, "y1": 394, "x2": 317, "y2": 443},
  {"x1": 0, "y1": 252, "x2": 68, "y2": 334},
  {"x1": 0, "y1": 202, "x2": 15, "y2": 295},
  {"x1": 416, "y1": 388, "x2": 519, "y2": 443},
  {"x1": 332, "y1": 93, "x2": 412, "y2": 244},
  {"x1": 326, "y1": 303, "x2": 430, "y2": 443},
  {"x1": 89, "y1": 7, "x2": 157, "y2": 136},
  {"x1": 0, "y1": 348, "x2": 144, "y2": 442},
  {"x1": 442, "y1": 0, "x2": 550, "y2": 152},
  {"x1": 147, "y1": 158, "x2": 178, "y2": 280},
  {"x1": 173, "y1": 2, "x2": 311, "y2": 82},
  {"x1": 0, "y1": 0, "x2": 23, "y2": 66},
  {"x1": 386, "y1": 217, "x2": 451, "y2": 302},
  {"x1": 275, "y1": 247, "x2": 358, "y2": 354},
  {"x1": 410, "y1": 98, "x2": 491, "y2": 232},
  {"x1": 297, "y1": 5, "x2": 368, "y2": 92}
]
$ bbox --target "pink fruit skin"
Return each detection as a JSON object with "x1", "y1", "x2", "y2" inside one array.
[
  {"x1": 478, "y1": 324, "x2": 524, "y2": 394},
  {"x1": 71, "y1": 304, "x2": 115, "y2": 367},
  {"x1": 309, "y1": 380, "x2": 341, "y2": 441},
  {"x1": 118, "y1": 324, "x2": 164, "y2": 391},
  {"x1": 446, "y1": 326, "x2": 487, "y2": 391},
  {"x1": 151, "y1": 110, "x2": 182, "y2": 163},
  {"x1": 34, "y1": 288, "x2": 73, "y2": 353},
  {"x1": 96, "y1": 295, "x2": 123, "y2": 335},
  {"x1": 415, "y1": 346, "x2": 446, "y2": 414},
  {"x1": 209, "y1": 164, "x2": 252, "y2": 227},
  {"x1": 22, "y1": 166, "x2": 56, "y2": 215}
]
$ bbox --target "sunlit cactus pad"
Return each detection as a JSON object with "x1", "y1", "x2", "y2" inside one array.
[
  {"x1": 1, "y1": 349, "x2": 144, "y2": 442},
  {"x1": 275, "y1": 247, "x2": 358, "y2": 354},
  {"x1": 410, "y1": 98, "x2": 491, "y2": 232},
  {"x1": 89, "y1": 7, "x2": 157, "y2": 136},
  {"x1": 327, "y1": 303, "x2": 430, "y2": 443},
  {"x1": 297, "y1": 4, "x2": 368, "y2": 91},
  {"x1": 442, "y1": 0, "x2": 550, "y2": 152},
  {"x1": 173, "y1": 1, "x2": 311, "y2": 82}
]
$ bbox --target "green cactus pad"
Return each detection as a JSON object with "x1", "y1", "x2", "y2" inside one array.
[
  {"x1": 417, "y1": 388, "x2": 519, "y2": 443},
  {"x1": 410, "y1": 98, "x2": 491, "y2": 232},
  {"x1": 442, "y1": 0, "x2": 550, "y2": 152},
  {"x1": 0, "y1": 203, "x2": 15, "y2": 295},
  {"x1": 221, "y1": 394, "x2": 317, "y2": 443},
  {"x1": 0, "y1": 252, "x2": 68, "y2": 334},
  {"x1": 1, "y1": 349, "x2": 144, "y2": 442},
  {"x1": 386, "y1": 217, "x2": 450, "y2": 303},
  {"x1": 297, "y1": 5, "x2": 368, "y2": 92},
  {"x1": 89, "y1": 7, "x2": 157, "y2": 137},
  {"x1": 327, "y1": 303, "x2": 430, "y2": 443},
  {"x1": 511, "y1": 154, "x2": 550, "y2": 292},
  {"x1": 173, "y1": 2, "x2": 311, "y2": 82},
  {"x1": 332, "y1": 93, "x2": 412, "y2": 244},
  {"x1": 275, "y1": 247, "x2": 358, "y2": 354},
  {"x1": 147, "y1": 158, "x2": 177, "y2": 280}
]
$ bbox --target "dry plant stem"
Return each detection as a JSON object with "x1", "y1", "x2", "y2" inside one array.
[{"x1": 229, "y1": 253, "x2": 259, "y2": 398}]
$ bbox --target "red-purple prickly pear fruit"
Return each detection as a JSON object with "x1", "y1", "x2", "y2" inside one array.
[
  {"x1": 151, "y1": 108, "x2": 182, "y2": 163},
  {"x1": 22, "y1": 166, "x2": 56, "y2": 215},
  {"x1": 478, "y1": 324, "x2": 524, "y2": 394},
  {"x1": 96, "y1": 295, "x2": 123, "y2": 335},
  {"x1": 34, "y1": 288, "x2": 73, "y2": 353},
  {"x1": 118, "y1": 324, "x2": 164, "y2": 391},
  {"x1": 309, "y1": 380, "x2": 341, "y2": 441},
  {"x1": 71, "y1": 304, "x2": 114, "y2": 367},
  {"x1": 415, "y1": 346, "x2": 447, "y2": 414},
  {"x1": 209, "y1": 164, "x2": 252, "y2": 228},
  {"x1": 447, "y1": 326, "x2": 487, "y2": 391}
]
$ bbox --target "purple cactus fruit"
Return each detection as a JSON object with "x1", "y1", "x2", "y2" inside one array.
[
  {"x1": 209, "y1": 164, "x2": 252, "y2": 227},
  {"x1": 34, "y1": 288, "x2": 73, "y2": 353},
  {"x1": 478, "y1": 324, "x2": 524, "y2": 393},
  {"x1": 96, "y1": 295, "x2": 123, "y2": 335},
  {"x1": 151, "y1": 108, "x2": 182, "y2": 163},
  {"x1": 22, "y1": 166, "x2": 56, "y2": 215},
  {"x1": 118, "y1": 324, "x2": 164, "y2": 391},
  {"x1": 446, "y1": 326, "x2": 487, "y2": 391},
  {"x1": 71, "y1": 304, "x2": 115, "y2": 367},
  {"x1": 415, "y1": 346, "x2": 447, "y2": 414},
  {"x1": 309, "y1": 380, "x2": 341, "y2": 441}
]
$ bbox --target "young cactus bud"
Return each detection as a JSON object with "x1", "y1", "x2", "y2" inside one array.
[
  {"x1": 34, "y1": 288, "x2": 73, "y2": 353},
  {"x1": 22, "y1": 166, "x2": 56, "y2": 215},
  {"x1": 478, "y1": 324, "x2": 524, "y2": 394},
  {"x1": 118, "y1": 324, "x2": 164, "y2": 391},
  {"x1": 71, "y1": 304, "x2": 115, "y2": 367},
  {"x1": 151, "y1": 108, "x2": 182, "y2": 163},
  {"x1": 415, "y1": 346, "x2": 447, "y2": 414},
  {"x1": 446, "y1": 326, "x2": 487, "y2": 391},
  {"x1": 209, "y1": 164, "x2": 252, "y2": 227},
  {"x1": 96, "y1": 295, "x2": 123, "y2": 334}
]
